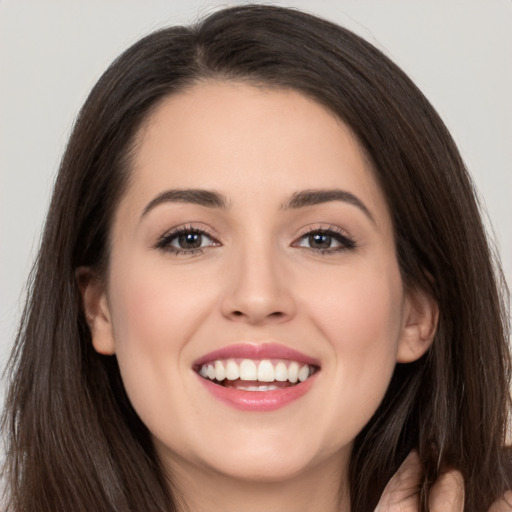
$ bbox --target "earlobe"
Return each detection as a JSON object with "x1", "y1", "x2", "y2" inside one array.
[
  {"x1": 76, "y1": 267, "x2": 116, "y2": 355},
  {"x1": 397, "y1": 287, "x2": 438, "y2": 363}
]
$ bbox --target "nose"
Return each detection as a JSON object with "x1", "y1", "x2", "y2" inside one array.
[{"x1": 220, "y1": 244, "x2": 296, "y2": 325}]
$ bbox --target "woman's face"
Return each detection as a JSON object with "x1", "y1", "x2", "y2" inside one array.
[{"x1": 86, "y1": 81, "x2": 433, "y2": 486}]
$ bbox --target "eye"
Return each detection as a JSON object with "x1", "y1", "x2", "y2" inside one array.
[
  {"x1": 172, "y1": 231, "x2": 210, "y2": 250},
  {"x1": 155, "y1": 226, "x2": 219, "y2": 255},
  {"x1": 293, "y1": 228, "x2": 356, "y2": 253}
]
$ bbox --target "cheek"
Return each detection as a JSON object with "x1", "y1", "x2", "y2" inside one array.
[
  {"x1": 110, "y1": 255, "x2": 218, "y2": 345},
  {"x1": 305, "y1": 260, "x2": 404, "y2": 355},
  {"x1": 302, "y1": 262, "x2": 404, "y2": 441},
  {"x1": 106, "y1": 258, "x2": 218, "y2": 426}
]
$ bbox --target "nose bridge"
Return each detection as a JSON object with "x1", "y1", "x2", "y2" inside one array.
[{"x1": 221, "y1": 232, "x2": 295, "y2": 324}]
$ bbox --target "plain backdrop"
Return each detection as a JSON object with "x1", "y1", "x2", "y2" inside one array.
[{"x1": 1, "y1": 0, "x2": 511, "y2": 411}]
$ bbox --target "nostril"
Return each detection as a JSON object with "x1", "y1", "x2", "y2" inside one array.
[{"x1": 231, "y1": 310, "x2": 285, "y2": 319}]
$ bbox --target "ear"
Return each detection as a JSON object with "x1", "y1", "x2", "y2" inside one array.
[
  {"x1": 76, "y1": 267, "x2": 116, "y2": 355},
  {"x1": 397, "y1": 287, "x2": 438, "y2": 363}
]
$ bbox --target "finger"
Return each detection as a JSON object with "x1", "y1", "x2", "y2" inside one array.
[
  {"x1": 488, "y1": 491, "x2": 512, "y2": 512},
  {"x1": 429, "y1": 469, "x2": 464, "y2": 512},
  {"x1": 375, "y1": 450, "x2": 421, "y2": 510}
]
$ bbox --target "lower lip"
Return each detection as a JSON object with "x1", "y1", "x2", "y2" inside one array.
[{"x1": 197, "y1": 373, "x2": 318, "y2": 411}]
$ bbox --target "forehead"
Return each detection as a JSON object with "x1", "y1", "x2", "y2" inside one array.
[{"x1": 122, "y1": 80, "x2": 389, "y2": 223}]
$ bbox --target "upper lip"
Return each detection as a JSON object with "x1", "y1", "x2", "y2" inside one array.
[{"x1": 193, "y1": 342, "x2": 321, "y2": 368}]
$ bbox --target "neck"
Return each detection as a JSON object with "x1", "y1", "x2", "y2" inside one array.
[{"x1": 162, "y1": 451, "x2": 351, "y2": 512}]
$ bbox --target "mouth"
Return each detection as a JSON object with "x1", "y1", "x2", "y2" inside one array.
[
  {"x1": 193, "y1": 344, "x2": 321, "y2": 411},
  {"x1": 196, "y1": 358, "x2": 319, "y2": 391}
]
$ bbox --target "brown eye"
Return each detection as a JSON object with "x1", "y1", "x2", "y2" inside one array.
[
  {"x1": 294, "y1": 229, "x2": 356, "y2": 253},
  {"x1": 177, "y1": 232, "x2": 204, "y2": 249},
  {"x1": 308, "y1": 233, "x2": 333, "y2": 249},
  {"x1": 156, "y1": 227, "x2": 218, "y2": 254}
]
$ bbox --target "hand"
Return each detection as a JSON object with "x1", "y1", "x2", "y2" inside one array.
[
  {"x1": 375, "y1": 450, "x2": 463, "y2": 511},
  {"x1": 376, "y1": 451, "x2": 512, "y2": 511},
  {"x1": 489, "y1": 491, "x2": 512, "y2": 512}
]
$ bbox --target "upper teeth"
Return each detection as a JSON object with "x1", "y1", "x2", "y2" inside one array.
[{"x1": 198, "y1": 359, "x2": 313, "y2": 384}]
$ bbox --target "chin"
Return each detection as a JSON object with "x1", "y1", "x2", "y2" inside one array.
[
  {"x1": 194, "y1": 432, "x2": 348, "y2": 484},
  {"x1": 205, "y1": 454, "x2": 318, "y2": 483}
]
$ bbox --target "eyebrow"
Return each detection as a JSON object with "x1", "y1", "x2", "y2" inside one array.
[
  {"x1": 141, "y1": 187, "x2": 375, "y2": 224},
  {"x1": 282, "y1": 189, "x2": 375, "y2": 224},
  {"x1": 141, "y1": 189, "x2": 228, "y2": 217}
]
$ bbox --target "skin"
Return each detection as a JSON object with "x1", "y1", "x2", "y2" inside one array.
[
  {"x1": 82, "y1": 81, "x2": 441, "y2": 511},
  {"x1": 381, "y1": 453, "x2": 511, "y2": 511},
  {"x1": 377, "y1": 452, "x2": 464, "y2": 511}
]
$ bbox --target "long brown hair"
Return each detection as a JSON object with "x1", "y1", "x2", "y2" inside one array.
[{"x1": 2, "y1": 5, "x2": 510, "y2": 511}]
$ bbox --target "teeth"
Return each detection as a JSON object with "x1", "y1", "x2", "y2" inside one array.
[
  {"x1": 198, "y1": 358, "x2": 315, "y2": 385},
  {"x1": 298, "y1": 365, "x2": 310, "y2": 382},
  {"x1": 214, "y1": 360, "x2": 226, "y2": 381},
  {"x1": 225, "y1": 359, "x2": 239, "y2": 380},
  {"x1": 235, "y1": 384, "x2": 282, "y2": 392},
  {"x1": 288, "y1": 362, "x2": 299, "y2": 383},
  {"x1": 239, "y1": 359, "x2": 258, "y2": 381},
  {"x1": 274, "y1": 361, "x2": 288, "y2": 381},
  {"x1": 242, "y1": 385, "x2": 266, "y2": 392},
  {"x1": 257, "y1": 360, "x2": 275, "y2": 382}
]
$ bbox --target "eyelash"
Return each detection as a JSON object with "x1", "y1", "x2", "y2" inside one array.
[
  {"x1": 155, "y1": 225, "x2": 357, "y2": 256},
  {"x1": 293, "y1": 226, "x2": 357, "y2": 254},
  {"x1": 155, "y1": 225, "x2": 220, "y2": 256}
]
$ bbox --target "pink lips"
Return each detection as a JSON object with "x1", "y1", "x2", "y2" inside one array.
[
  {"x1": 194, "y1": 343, "x2": 320, "y2": 412},
  {"x1": 193, "y1": 343, "x2": 321, "y2": 368}
]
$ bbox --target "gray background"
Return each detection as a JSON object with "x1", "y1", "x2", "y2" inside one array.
[{"x1": 1, "y1": 0, "x2": 511, "y2": 412}]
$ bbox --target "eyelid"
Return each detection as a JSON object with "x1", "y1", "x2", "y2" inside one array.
[
  {"x1": 292, "y1": 224, "x2": 357, "y2": 253},
  {"x1": 153, "y1": 222, "x2": 356, "y2": 256},
  {"x1": 154, "y1": 224, "x2": 221, "y2": 254}
]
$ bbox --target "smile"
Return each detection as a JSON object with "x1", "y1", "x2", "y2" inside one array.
[
  {"x1": 193, "y1": 343, "x2": 321, "y2": 411},
  {"x1": 198, "y1": 358, "x2": 317, "y2": 390}
]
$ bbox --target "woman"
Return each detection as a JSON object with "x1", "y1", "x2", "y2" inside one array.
[{"x1": 2, "y1": 5, "x2": 510, "y2": 511}]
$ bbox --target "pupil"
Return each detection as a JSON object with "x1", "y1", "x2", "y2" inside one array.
[
  {"x1": 179, "y1": 232, "x2": 202, "y2": 249},
  {"x1": 309, "y1": 233, "x2": 331, "y2": 249}
]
